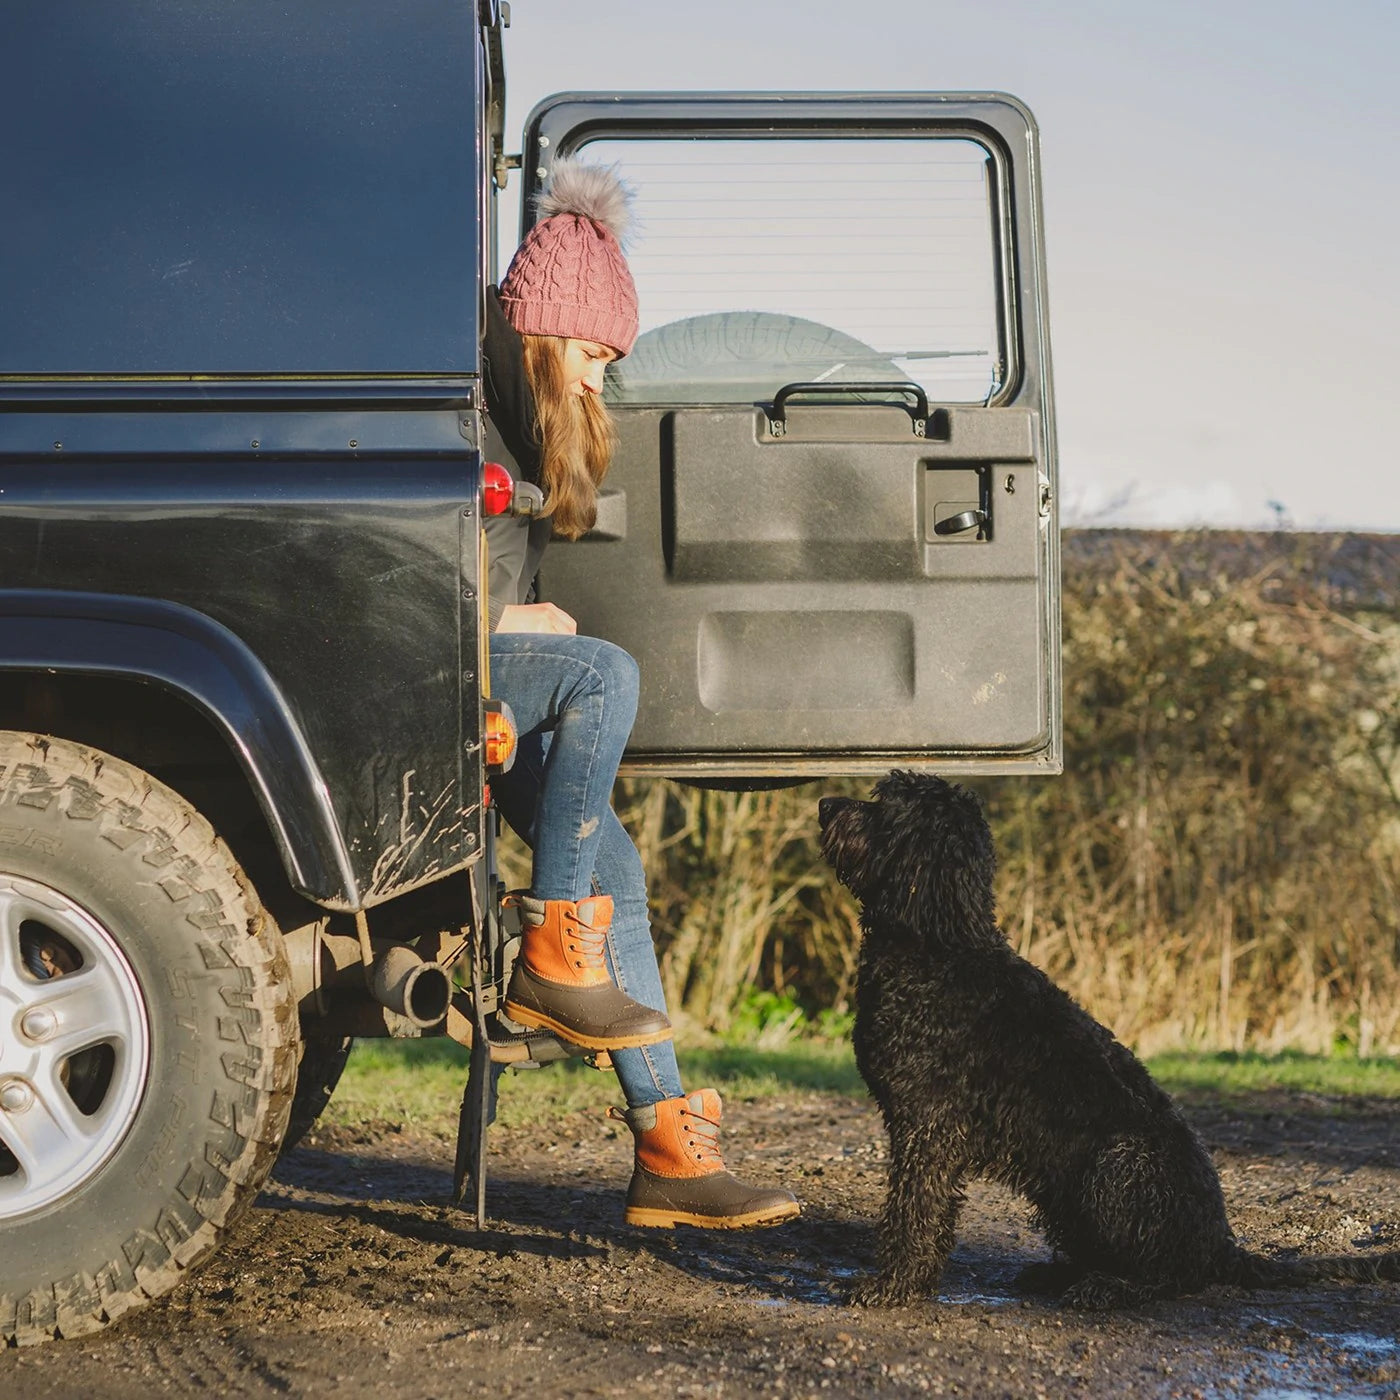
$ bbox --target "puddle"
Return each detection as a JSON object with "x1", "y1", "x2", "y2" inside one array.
[
  {"x1": 749, "y1": 1261, "x2": 903, "y2": 1307},
  {"x1": 788, "y1": 1263, "x2": 858, "y2": 1305},
  {"x1": 1318, "y1": 1332, "x2": 1400, "y2": 1360},
  {"x1": 1196, "y1": 1318, "x2": 1399, "y2": 1400},
  {"x1": 1206, "y1": 1373, "x2": 1373, "y2": 1400},
  {"x1": 745, "y1": 1267, "x2": 1017, "y2": 1311},
  {"x1": 941, "y1": 1289, "x2": 1014, "y2": 1307}
]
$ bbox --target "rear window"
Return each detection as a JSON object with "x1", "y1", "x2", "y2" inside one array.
[{"x1": 577, "y1": 136, "x2": 1005, "y2": 407}]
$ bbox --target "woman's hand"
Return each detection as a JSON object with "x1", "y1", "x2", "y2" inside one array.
[{"x1": 496, "y1": 602, "x2": 578, "y2": 635}]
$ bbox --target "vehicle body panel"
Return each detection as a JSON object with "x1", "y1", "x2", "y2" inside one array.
[
  {"x1": 0, "y1": 418, "x2": 483, "y2": 910},
  {"x1": 0, "y1": 0, "x2": 493, "y2": 911},
  {"x1": 0, "y1": 590, "x2": 356, "y2": 903}
]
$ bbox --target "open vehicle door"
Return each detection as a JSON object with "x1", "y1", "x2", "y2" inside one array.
[{"x1": 506, "y1": 94, "x2": 1060, "y2": 780}]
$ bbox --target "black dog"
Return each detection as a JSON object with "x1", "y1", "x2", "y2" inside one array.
[{"x1": 819, "y1": 771, "x2": 1400, "y2": 1309}]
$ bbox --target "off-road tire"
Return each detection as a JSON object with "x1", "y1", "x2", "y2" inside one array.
[
  {"x1": 282, "y1": 1024, "x2": 353, "y2": 1151},
  {"x1": 0, "y1": 733, "x2": 298, "y2": 1345}
]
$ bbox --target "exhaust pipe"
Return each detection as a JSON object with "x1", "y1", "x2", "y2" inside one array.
[{"x1": 369, "y1": 945, "x2": 452, "y2": 1029}]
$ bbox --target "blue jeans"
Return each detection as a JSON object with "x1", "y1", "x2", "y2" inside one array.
[{"x1": 488, "y1": 632, "x2": 684, "y2": 1109}]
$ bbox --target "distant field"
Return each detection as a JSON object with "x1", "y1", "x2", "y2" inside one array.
[{"x1": 319, "y1": 1038, "x2": 1400, "y2": 1139}]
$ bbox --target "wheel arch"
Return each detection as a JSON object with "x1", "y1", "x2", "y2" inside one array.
[{"x1": 0, "y1": 590, "x2": 359, "y2": 909}]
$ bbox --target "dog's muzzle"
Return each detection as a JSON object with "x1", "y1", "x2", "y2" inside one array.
[{"x1": 817, "y1": 797, "x2": 869, "y2": 886}]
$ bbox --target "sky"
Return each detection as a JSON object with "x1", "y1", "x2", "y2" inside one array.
[{"x1": 500, "y1": 0, "x2": 1400, "y2": 532}]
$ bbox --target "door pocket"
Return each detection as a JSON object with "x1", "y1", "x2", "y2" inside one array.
[{"x1": 698, "y1": 610, "x2": 915, "y2": 713}]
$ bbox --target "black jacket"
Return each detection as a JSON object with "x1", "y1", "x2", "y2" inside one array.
[{"x1": 482, "y1": 287, "x2": 554, "y2": 630}]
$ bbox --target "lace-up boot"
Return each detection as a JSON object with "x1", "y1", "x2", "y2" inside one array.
[
  {"x1": 611, "y1": 1088, "x2": 800, "y2": 1229},
  {"x1": 502, "y1": 894, "x2": 672, "y2": 1050}
]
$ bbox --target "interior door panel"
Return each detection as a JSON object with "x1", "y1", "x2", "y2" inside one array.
[{"x1": 515, "y1": 94, "x2": 1061, "y2": 776}]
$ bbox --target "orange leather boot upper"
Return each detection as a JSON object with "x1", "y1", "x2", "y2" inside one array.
[
  {"x1": 514, "y1": 894, "x2": 613, "y2": 988},
  {"x1": 631, "y1": 1089, "x2": 726, "y2": 1179},
  {"x1": 611, "y1": 1088, "x2": 800, "y2": 1228}
]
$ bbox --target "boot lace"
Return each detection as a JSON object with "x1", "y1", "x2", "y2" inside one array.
[
  {"x1": 564, "y1": 910, "x2": 608, "y2": 973},
  {"x1": 607, "y1": 1098, "x2": 725, "y2": 1170},
  {"x1": 680, "y1": 1104, "x2": 724, "y2": 1169}
]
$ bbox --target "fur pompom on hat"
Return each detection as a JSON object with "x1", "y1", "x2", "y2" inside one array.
[{"x1": 499, "y1": 159, "x2": 640, "y2": 357}]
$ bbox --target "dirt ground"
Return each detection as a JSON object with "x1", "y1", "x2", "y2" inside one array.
[{"x1": 4, "y1": 1083, "x2": 1399, "y2": 1399}]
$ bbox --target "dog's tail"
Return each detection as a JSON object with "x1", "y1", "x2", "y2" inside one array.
[{"x1": 1221, "y1": 1243, "x2": 1400, "y2": 1288}]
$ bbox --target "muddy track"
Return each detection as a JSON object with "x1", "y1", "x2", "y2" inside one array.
[{"x1": 5, "y1": 1087, "x2": 1399, "y2": 1398}]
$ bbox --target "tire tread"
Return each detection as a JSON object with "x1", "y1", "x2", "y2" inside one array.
[{"x1": 0, "y1": 733, "x2": 298, "y2": 1346}]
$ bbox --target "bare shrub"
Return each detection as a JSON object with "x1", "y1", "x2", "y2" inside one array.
[
  {"x1": 984, "y1": 533, "x2": 1400, "y2": 1054},
  {"x1": 497, "y1": 532, "x2": 1400, "y2": 1054}
]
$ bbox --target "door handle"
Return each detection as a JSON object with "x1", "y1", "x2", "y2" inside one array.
[
  {"x1": 933, "y1": 508, "x2": 987, "y2": 538},
  {"x1": 769, "y1": 380, "x2": 930, "y2": 435}
]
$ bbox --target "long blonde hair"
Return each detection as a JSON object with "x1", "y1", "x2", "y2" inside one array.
[{"x1": 521, "y1": 334, "x2": 617, "y2": 540}]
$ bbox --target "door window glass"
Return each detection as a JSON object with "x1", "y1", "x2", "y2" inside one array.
[{"x1": 576, "y1": 137, "x2": 1003, "y2": 406}]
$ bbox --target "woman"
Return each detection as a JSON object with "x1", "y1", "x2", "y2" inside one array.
[{"x1": 483, "y1": 160, "x2": 798, "y2": 1231}]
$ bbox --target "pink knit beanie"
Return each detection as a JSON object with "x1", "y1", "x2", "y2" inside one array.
[{"x1": 499, "y1": 159, "x2": 639, "y2": 357}]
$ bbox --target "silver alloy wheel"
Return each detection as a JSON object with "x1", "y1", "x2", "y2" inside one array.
[{"x1": 0, "y1": 873, "x2": 151, "y2": 1219}]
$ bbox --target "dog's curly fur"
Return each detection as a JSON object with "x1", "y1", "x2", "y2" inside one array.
[{"x1": 819, "y1": 771, "x2": 1400, "y2": 1309}]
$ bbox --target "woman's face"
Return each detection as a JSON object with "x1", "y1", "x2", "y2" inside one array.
[{"x1": 561, "y1": 338, "x2": 618, "y2": 397}]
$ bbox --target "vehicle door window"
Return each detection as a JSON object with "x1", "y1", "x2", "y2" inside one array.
[{"x1": 576, "y1": 137, "x2": 1004, "y2": 407}]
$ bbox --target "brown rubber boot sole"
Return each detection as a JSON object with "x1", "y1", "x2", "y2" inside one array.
[
  {"x1": 501, "y1": 997, "x2": 673, "y2": 1051},
  {"x1": 624, "y1": 1198, "x2": 801, "y2": 1230},
  {"x1": 623, "y1": 1162, "x2": 800, "y2": 1230}
]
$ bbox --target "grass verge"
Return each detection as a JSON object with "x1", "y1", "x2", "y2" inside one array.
[
  {"x1": 1147, "y1": 1050, "x2": 1400, "y2": 1102},
  {"x1": 320, "y1": 1038, "x2": 1398, "y2": 1139}
]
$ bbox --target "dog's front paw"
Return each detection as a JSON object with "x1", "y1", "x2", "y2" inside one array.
[
  {"x1": 1060, "y1": 1272, "x2": 1157, "y2": 1311},
  {"x1": 847, "y1": 1274, "x2": 922, "y2": 1308}
]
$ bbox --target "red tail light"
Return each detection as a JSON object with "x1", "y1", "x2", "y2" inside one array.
[{"x1": 482, "y1": 461, "x2": 514, "y2": 517}]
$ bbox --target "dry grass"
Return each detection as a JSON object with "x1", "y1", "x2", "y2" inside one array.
[
  {"x1": 984, "y1": 535, "x2": 1400, "y2": 1055},
  {"x1": 498, "y1": 533, "x2": 1400, "y2": 1056}
]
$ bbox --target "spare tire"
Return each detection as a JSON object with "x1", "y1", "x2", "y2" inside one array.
[
  {"x1": 0, "y1": 733, "x2": 298, "y2": 1343},
  {"x1": 607, "y1": 311, "x2": 904, "y2": 405}
]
